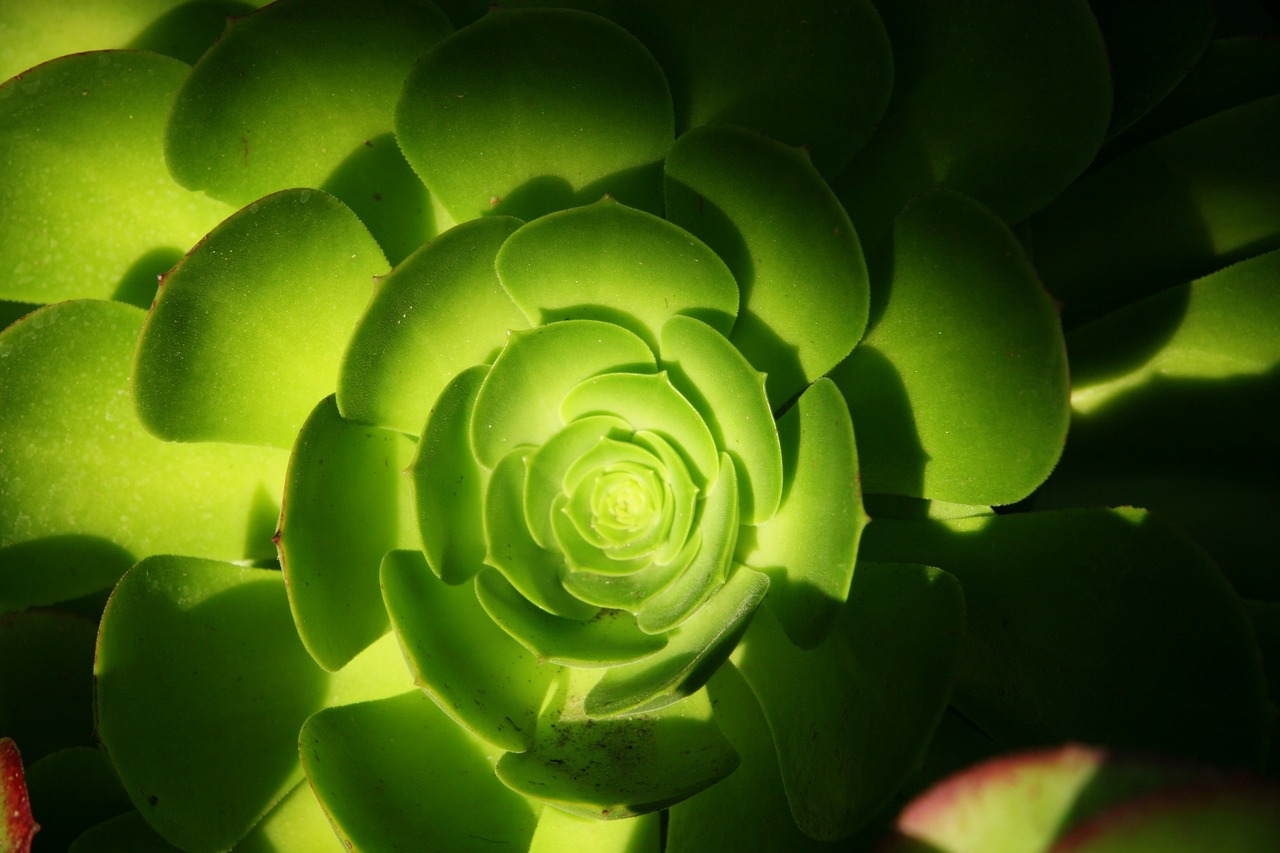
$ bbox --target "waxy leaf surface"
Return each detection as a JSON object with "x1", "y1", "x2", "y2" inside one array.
[
  {"x1": 339, "y1": 216, "x2": 526, "y2": 435},
  {"x1": 279, "y1": 396, "x2": 420, "y2": 672},
  {"x1": 301, "y1": 690, "x2": 542, "y2": 852},
  {"x1": 397, "y1": 7, "x2": 673, "y2": 221},
  {"x1": 832, "y1": 190, "x2": 1069, "y2": 506},
  {"x1": 497, "y1": 198, "x2": 738, "y2": 349},
  {"x1": 134, "y1": 189, "x2": 387, "y2": 448},
  {"x1": 665, "y1": 124, "x2": 869, "y2": 407},
  {"x1": 0, "y1": 301, "x2": 287, "y2": 610},
  {"x1": 0, "y1": 51, "x2": 231, "y2": 305}
]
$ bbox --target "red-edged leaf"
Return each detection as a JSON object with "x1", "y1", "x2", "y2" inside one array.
[{"x1": 1, "y1": 738, "x2": 38, "y2": 853}]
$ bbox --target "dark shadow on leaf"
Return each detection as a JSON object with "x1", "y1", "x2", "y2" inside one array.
[
  {"x1": 827, "y1": 345, "x2": 926, "y2": 499},
  {"x1": 111, "y1": 247, "x2": 185, "y2": 309},
  {"x1": 0, "y1": 535, "x2": 135, "y2": 614},
  {"x1": 97, "y1": 569, "x2": 327, "y2": 849},
  {"x1": 0, "y1": 300, "x2": 37, "y2": 332},
  {"x1": 663, "y1": 172, "x2": 810, "y2": 408},
  {"x1": 1036, "y1": 365, "x2": 1280, "y2": 598},
  {"x1": 0, "y1": 609, "x2": 99, "y2": 763},
  {"x1": 243, "y1": 483, "x2": 282, "y2": 564},
  {"x1": 859, "y1": 509, "x2": 1272, "y2": 770},
  {"x1": 534, "y1": 303, "x2": 657, "y2": 354},
  {"x1": 489, "y1": 160, "x2": 665, "y2": 223},
  {"x1": 125, "y1": 1, "x2": 255, "y2": 65},
  {"x1": 322, "y1": 133, "x2": 435, "y2": 267}
]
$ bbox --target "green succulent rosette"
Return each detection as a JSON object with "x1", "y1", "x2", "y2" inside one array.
[{"x1": 0, "y1": 0, "x2": 1277, "y2": 851}]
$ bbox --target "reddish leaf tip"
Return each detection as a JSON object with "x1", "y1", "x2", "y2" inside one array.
[{"x1": 1, "y1": 739, "x2": 39, "y2": 853}]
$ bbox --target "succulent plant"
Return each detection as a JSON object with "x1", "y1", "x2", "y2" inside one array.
[{"x1": 1, "y1": 0, "x2": 1278, "y2": 851}]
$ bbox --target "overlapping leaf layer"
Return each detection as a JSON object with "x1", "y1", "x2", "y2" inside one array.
[{"x1": 0, "y1": 0, "x2": 1276, "y2": 850}]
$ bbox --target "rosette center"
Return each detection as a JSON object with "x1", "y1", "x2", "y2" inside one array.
[
  {"x1": 591, "y1": 467, "x2": 660, "y2": 534},
  {"x1": 559, "y1": 433, "x2": 691, "y2": 569}
]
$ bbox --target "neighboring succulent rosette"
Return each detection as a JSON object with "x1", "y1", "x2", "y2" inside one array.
[{"x1": 0, "y1": 1, "x2": 1277, "y2": 851}]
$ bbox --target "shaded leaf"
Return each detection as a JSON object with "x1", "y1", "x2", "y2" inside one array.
[
  {"x1": 0, "y1": 51, "x2": 232, "y2": 305},
  {"x1": 95, "y1": 557, "x2": 327, "y2": 851},
  {"x1": 134, "y1": 189, "x2": 387, "y2": 447},
  {"x1": 860, "y1": 508, "x2": 1272, "y2": 769},
  {"x1": 396, "y1": 7, "x2": 672, "y2": 221},
  {"x1": 301, "y1": 690, "x2": 542, "y2": 852},
  {"x1": 496, "y1": 669, "x2": 738, "y2": 819},
  {"x1": 279, "y1": 396, "x2": 419, "y2": 671},
  {"x1": 732, "y1": 562, "x2": 964, "y2": 840},
  {"x1": 665, "y1": 124, "x2": 869, "y2": 407},
  {"x1": 339, "y1": 216, "x2": 526, "y2": 435},
  {"x1": 603, "y1": 0, "x2": 892, "y2": 175},
  {"x1": 831, "y1": 190, "x2": 1069, "y2": 506},
  {"x1": 833, "y1": 0, "x2": 1110, "y2": 245},
  {"x1": 0, "y1": 301, "x2": 287, "y2": 610}
]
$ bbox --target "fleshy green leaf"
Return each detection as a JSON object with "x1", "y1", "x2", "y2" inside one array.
[
  {"x1": 733, "y1": 562, "x2": 964, "y2": 841},
  {"x1": 475, "y1": 568, "x2": 666, "y2": 667},
  {"x1": 0, "y1": 301, "x2": 287, "y2": 610},
  {"x1": 637, "y1": 454, "x2": 738, "y2": 634},
  {"x1": 95, "y1": 557, "x2": 328, "y2": 852},
  {"x1": 561, "y1": 371, "x2": 719, "y2": 488},
  {"x1": 860, "y1": 508, "x2": 1272, "y2": 768},
  {"x1": 737, "y1": 377, "x2": 864, "y2": 649},
  {"x1": 380, "y1": 549, "x2": 558, "y2": 753},
  {"x1": 224, "y1": 778, "x2": 338, "y2": 853},
  {"x1": 587, "y1": 564, "x2": 768, "y2": 716},
  {"x1": 1103, "y1": 36, "x2": 1280, "y2": 160},
  {"x1": 660, "y1": 315, "x2": 782, "y2": 524},
  {"x1": 496, "y1": 669, "x2": 739, "y2": 819},
  {"x1": 278, "y1": 395, "x2": 419, "y2": 672},
  {"x1": 470, "y1": 320, "x2": 656, "y2": 469},
  {"x1": 496, "y1": 197, "x2": 738, "y2": 349},
  {"x1": 396, "y1": 7, "x2": 673, "y2": 221},
  {"x1": 411, "y1": 365, "x2": 491, "y2": 585},
  {"x1": 1038, "y1": 250, "x2": 1280, "y2": 597},
  {"x1": 561, "y1": 532, "x2": 698, "y2": 612},
  {"x1": 1027, "y1": 94, "x2": 1280, "y2": 324},
  {"x1": 0, "y1": 1, "x2": 270, "y2": 82},
  {"x1": 68, "y1": 811, "x2": 183, "y2": 852},
  {"x1": 0, "y1": 611, "x2": 96, "y2": 763},
  {"x1": 601, "y1": 0, "x2": 892, "y2": 176},
  {"x1": 525, "y1": 415, "x2": 632, "y2": 550},
  {"x1": 133, "y1": 189, "x2": 387, "y2": 448},
  {"x1": 664, "y1": 124, "x2": 869, "y2": 407},
  {"x1": 1090, "y1": 0, "x2": 1216, "y2": 137},
  {"x1": 0, "y1": 51, "x2": 232, "y2": 305},
  {"x1": 666, "y1": 665, "x2": 831, "y2": 853},
  {"x1": 833, "y1": 0, "x2": 1111, "y2": 245},
  {"x1": 164, "y1": 0, "x2": 453, "y2": 262},
  {"x1": 23, "y1": 746, "x2": 133, "y2": 852},
  {"x1": 484, "y1": 451, "x2": 600, "y2": 620},
  {"x1": 529, "y1": 806, "x2": 660, "y2": 853},
  {"x1": 830, "y1": 190, "x2": 1069, "y2": 506},
  {"x1": 338, "y1": 216, "x2": 526, "y2": 434},
  {"x1": 300, "y1": 691, "x2": 542, "y2": 852}
]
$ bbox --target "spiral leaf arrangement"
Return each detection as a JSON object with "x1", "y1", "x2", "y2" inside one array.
[{"x1": 1, "y1": 0, "x2": 1277, "y2": 850}]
